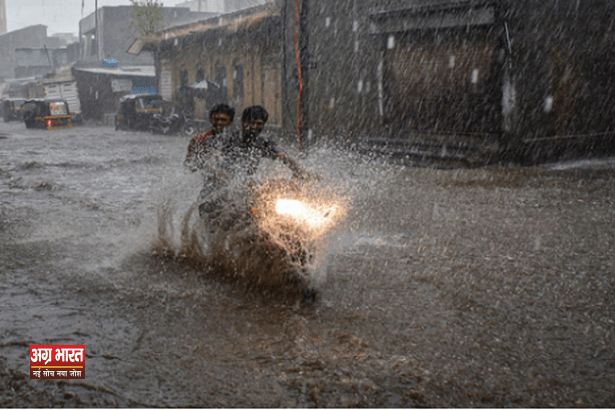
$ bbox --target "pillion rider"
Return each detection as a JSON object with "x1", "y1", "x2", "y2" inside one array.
[
  {"x1": 185, "y1": 104, "x2": 312, "y2": 179},
  {"x1": 184, "y1": 103, "x2": 235, "y2": 172}
]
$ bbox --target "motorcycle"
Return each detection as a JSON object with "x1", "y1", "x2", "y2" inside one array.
[
  {"x1": 195, "y1": 177, "x2": 342, "y2": 304},
  {"x1": 180, "y1": 117, "x2": 208, "y2": 137},
  {"x1": 149, "y1": 113, "x2": 189, "y2": 135}
]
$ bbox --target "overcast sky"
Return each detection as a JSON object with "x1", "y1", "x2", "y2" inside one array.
[{"x1": 6, "y1": 0, "x2": 184, "y2": 35}]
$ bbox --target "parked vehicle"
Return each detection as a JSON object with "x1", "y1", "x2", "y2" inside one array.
[
  {"x1": 2, "y1": 98, "x2": 26, "y2": 122},
  {"x1": 149, "y1": 113, "x2": 189, "y2": 135},
  {"x1": 115, "y1": 94, "x2": 163, "y2": 131},
  {"x1": 180, "y1": 116, "x2": 209, "y2": 137},
  {"x1": 23, "y1": 99, "x2": 73, "y2": 130}
]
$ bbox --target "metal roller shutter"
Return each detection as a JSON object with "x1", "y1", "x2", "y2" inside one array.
[{"x1": 384, "y1": 28, "x2": 501, "y2": 135}]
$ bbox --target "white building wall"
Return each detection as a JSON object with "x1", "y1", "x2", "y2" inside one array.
[{"x1": 174, "y1": 0, "x2": 267, "y2": 13}]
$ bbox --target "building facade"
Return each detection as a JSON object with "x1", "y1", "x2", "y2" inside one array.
[
  {"x1": 0, "y1": 25, "x2": 64, "y2": 80},
  {"x1": 73, "y1": 5, "x2": 216, "y2": 122},
  {"x1": 144, "y1": 0, "x2": 615, "y2": 163},
  {"x1": 286, "y1": 0, "x2": 615, "y2": 162},
  {"x1": 175, "y1": 0, "x2": 269, "y2": 13},
  {"x1": 14, "y1": 45, "x2": 79, "y2": 79},
  {"x1": 78, "y1": 6, "x2": 214, "y2": 67},
  {"x1": 148, "y1": 4, "x2": 282, "y2": 124}
]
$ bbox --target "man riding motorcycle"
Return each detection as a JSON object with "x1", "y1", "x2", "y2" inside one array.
[
  {"x1": 185, "y1": 105, "x2": 318, "y2": 302},
  {"x1": 185, "y1": 105, "x2": 313, "y2": 218}
]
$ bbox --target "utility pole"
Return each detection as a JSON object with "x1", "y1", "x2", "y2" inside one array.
[
  {"x1": 296, "y1": 0, "x2": 310, "y2": 149},
  {"x1": 44, "y1": 44, "x2": 53, "y2": 68}
]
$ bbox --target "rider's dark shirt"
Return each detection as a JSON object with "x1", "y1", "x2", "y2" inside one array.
[
  {"x1": 186, "y1": 130, "x2": 281, "y2": 205},
  {"x1": 221, "y1": 131, "x2": 280, "y2": 175}
]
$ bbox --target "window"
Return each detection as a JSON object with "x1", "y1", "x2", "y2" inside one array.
[
  {"x1": 196, "y1": 68, "x2": 205, "y2": 83},
  {"x1": 216, "y1": 66, "x2": 228, "y2": 103},
  {"x1": 180, "y1": 70, "x2": 189, "y2": 88}
]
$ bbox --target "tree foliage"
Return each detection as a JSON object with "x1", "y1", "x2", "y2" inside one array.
[{"x1": 129, "y1": 0, "x2": 165, "y2": 37}]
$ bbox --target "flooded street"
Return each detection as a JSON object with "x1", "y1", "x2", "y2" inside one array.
[{"x1": 1, "y1": 121, "x2": 614, "y2": 407}]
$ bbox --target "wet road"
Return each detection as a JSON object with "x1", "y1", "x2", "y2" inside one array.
[{"x1": 1, "y1": 121, "x2": 614, "y2": 407}]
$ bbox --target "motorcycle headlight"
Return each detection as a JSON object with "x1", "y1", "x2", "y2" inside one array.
[
  {"x1": 275, "y1": 199, "x2": 337, "y2": 231},
  {"x1": 276, "y1": 199, "x2": 305, "y2": 217}
]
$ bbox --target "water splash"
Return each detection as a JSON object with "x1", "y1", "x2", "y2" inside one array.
[{"x1": 151, "y1": 140, "x2": 405, "y2": 301}]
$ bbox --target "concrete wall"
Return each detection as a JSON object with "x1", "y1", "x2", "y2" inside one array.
[
  {"x1": 280, "y1": 0, "x2": 505, "y2": 142},
  {"x1": 149, "y1": 0, "x2": 615, "y2": 161},
  {"x1": 502, "y1": 0, "x2": 615, "y2": 160},
  {"x1": 78, "y1": 6, "x2": 211, "y2": 66},
  {"x1": 14, "y1": 47, "x2": 78, "y2": 78},
  {"x1": 154, "y1": 10, "x2": 282, "y2": 124},
  {"x1": 282, "y1": 0, "x2": 615, "y2": 160},
  {"x1": 0, "y1": 25, "x2": 52, "y2": 80},
  {"x1": 281, "y1": 0, "x2": 381, "y2": 142},
  {"x1": 176, "y1": 0, "x2": 268, "y2": 13}
]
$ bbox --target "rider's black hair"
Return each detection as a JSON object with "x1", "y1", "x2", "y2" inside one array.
[
  {"x1": 241, "y1": 105, "x2": 269, "y2": 123},
  {"x1": 209, "y1": 104, "x2": 235, "y2": 121}
]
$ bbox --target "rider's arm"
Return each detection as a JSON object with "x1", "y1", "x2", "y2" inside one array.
[
  {"x1": 275, "y1": 151, "x2": 310, "y2": 179},
  {"x1": 184, "y1": 134, "x2": 212, "y2": 172},
  {"x1": 184, "y1": 138, "x2": 198, "y2": 172}
]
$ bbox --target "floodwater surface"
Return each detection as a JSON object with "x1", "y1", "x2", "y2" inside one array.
[{"x1": 1, "y1": 122, "x2": 614, "y2": 407}]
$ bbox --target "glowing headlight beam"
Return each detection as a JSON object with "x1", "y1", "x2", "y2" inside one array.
[
  {"x1": 276, "y1": 199, "x2": 336, "y2": 229},
  {"x1": 276, "y1": 199, "x2": 305, "y2": 217}
]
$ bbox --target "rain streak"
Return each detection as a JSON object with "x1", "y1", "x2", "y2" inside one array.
[{"x1": 1, "y1": 0, "x2": 615, "y2": 407}]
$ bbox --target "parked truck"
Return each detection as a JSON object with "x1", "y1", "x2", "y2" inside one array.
[
  {"x1": 42, "y1": 79, "x2": 82, "y2": 124},
  {"x1": 42, "y1": 69, "x2": 82, "y2": 124}
]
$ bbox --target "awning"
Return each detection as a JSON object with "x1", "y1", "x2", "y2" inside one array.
[
  {"x1": 186, "y1": 80, "x2": 222, "y2": 99},
  {"x1": 73, "y1": 66, "x2": 155, "y2": 78},
  {"x1": 127, "y1": 38, "x2": 145, "y2": 56},
  {"x1": 188, "y1": 80, "x2": 221, "y2": 91}
]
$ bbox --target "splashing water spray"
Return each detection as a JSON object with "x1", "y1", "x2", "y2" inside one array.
[{"x1": 153, "y1": 158, "x2": 350, "y2": 302}]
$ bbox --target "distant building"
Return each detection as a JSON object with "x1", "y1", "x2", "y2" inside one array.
[
  {"x1": 51, "y1": 33, "x2": 79, "y2": 47},
  {"x1": 2, "y1": 77, "x2": 42, "y2": 99},
  {"x1": 77, "y1": 5, "x2": 215, "y2": 66},
  {"x1": 15, "y1": 46, "x2": 79, "y2": 79},
  {"x1": 175, "y1": 0, "x2": 268, "y2": 13},
  {"x1": 0, "y1": 25, "x2": 63, "y2": 80},
  {"x1": 73, "y1": 5, "x2": 216, "y2": 123}
]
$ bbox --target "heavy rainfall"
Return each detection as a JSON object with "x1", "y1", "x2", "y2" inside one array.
[{"x1": 1, "y1": 0, "x2": 615, "y2": 407}]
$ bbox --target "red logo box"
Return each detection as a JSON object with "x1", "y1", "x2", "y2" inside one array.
[{"x1": 30, "y1": 345, "x2": 85, "y2": 379}]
